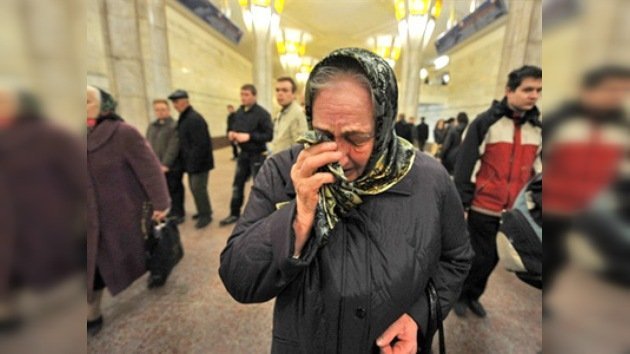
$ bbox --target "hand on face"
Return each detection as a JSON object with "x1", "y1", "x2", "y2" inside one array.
[{"x1": 290, "y1": 142, "x2": 341, "y2": 255}]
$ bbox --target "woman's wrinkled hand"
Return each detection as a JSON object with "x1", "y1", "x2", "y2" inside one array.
[
  {"x1": 376, "y1": 313, "x2": 418, "y2": 354},
  {"x1": 290, "y1": 142, "x2": 341, "y2": 256}
]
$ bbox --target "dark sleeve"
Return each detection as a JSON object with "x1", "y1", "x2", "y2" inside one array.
[
  {"x1": 439, "y1": 129, "x2": 455, "y2": 159},
  {"x1": 187, "y1": 116, "x2": 211, "y2": 159},
  {"x1": 407, "y1": 175, "x2": 473, "y2": 325},
  {"x1": 162, "y1": 127, "x2": 180, "y2": 168},
  {"x1": 219, "y1": 157, "x2": 313, "y2": 303},
  {"x1": 249, "y1": 110, "x2": 273, "y2": 144},
  {"x1": 122, "y1": 125, "x2": 170, "y2": 211},
  {"x1": 227, "y1": 114, "x2": 233, "y2": 133},
  {"x1": 453, "y1": 117, "x2": 485, "y2": 208}
]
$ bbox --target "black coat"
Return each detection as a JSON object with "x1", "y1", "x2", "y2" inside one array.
[
  {"x1": 219, "y1": 146, "x2": 473, "y2": 354},
  {"x1": 439, "y1": 123, "x2": 467, "y2": 174},
  {"x1": 231, "y1": 103, "x2": 273, "y2": 153},
  {"x1": 394, "y1": 121, "x2": 413, "y2": 143},
  {"x1": 416, "y1": 123, "x2": 429, "y2": 141},
  {"x1": 176, "y1": 106, "x2": 214, "y2": 173}
]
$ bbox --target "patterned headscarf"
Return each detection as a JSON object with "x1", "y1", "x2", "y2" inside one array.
[{"x1": 297, "y1": 47, "x2": 416, "y2": 246}]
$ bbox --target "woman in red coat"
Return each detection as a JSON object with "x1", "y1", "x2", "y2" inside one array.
[{"x1": 86, "y1": 86, "x2": 170, "y2": 335}]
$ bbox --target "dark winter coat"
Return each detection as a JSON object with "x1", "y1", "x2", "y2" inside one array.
[
  {"x1": 394, "y1": 120, "x2": 413, "y2": 143},
  {"x1": 416, "y1": 122, "x2": 429, "y2": 141},
  {"x1": 87, "y1": 119, "x2": 170, "y2": 301},
  {"x1": 433, "y1": 127, "x2": 447, "y2": 145},
  {"x1": 219, "y1": 146, "x2": 473, "y2": 354},
  {"x1": 231, "y1": 103, "x2": 273, "y2": 154},
  {"x1": 146, "y1": 117, "x2": 180, "y2": 169},
  {"x1": 176, "y1": 106, "x2": 214, "y2": 173},
  {"x1": 439, "y1": 123, "x2": 467, "y2": 174}
]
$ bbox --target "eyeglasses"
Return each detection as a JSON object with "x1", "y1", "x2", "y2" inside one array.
[{"x1": 315, "y1": 129, "x2": 374, "y2": 147}]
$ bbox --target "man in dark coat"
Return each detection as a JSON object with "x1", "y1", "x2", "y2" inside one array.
[
  {"x1": 226, "y1": 104, "x2": 239, "y2": 160},
  {"x1": 168, "y1": 90, "x2": 215, "y2": 229},
  {"x1": 219, "y1": 48, "x2": 472, "y2": 354},
  {"x1": 146, "y1": 99, "x2": 183, "y2": 223},
  {"x1": 416, "y1": 117, "x2": 429, "y2": 151},
  {"x1": 439, "y1": 112, "x2": 469, "y2": 174},
  {"x1": 219, "y1": 84, "x2": 273, "y2": 226},
  {"x1": 394, "y1": 113, "x2": 413, "y2": 143},
  {"x1": 87, "y1": 86, "x2": 170, "y2": 335}
]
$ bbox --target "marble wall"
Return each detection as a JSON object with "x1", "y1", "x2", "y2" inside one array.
[
  {"x1": 165, "y1": 1, "x2": 252, "y2": 137},
  {"x1": 419, "y1": 22, "x2": 507, "y2": 132}
]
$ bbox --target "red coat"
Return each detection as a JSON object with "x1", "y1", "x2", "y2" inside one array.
[{"x1": 87, "y1": 119, "x2": 170, "y2": 301}]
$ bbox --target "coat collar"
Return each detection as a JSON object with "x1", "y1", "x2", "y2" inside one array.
[{"x1": 87, "y1": 119, "x2": 121, "y2": 152}]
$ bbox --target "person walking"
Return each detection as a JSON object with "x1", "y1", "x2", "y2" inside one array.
[
  {"x1": 168, "y1": 89, "x2": 215, "y2": 229},
  {"x1": 453, "y1": 66, "x2": 542, "y2": 318}
]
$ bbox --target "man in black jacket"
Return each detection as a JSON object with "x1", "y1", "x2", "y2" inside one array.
[
  {"x1": 219, "y1": 84, "x2": 273, "y2": 226},
  {"x1": 168, "y1": 89, "x2": 215, "y2": 229},
  {"x1": 416, "y1": 117, "x2": 429, "y2": 151},
  {"x1": 394, "y1": 113, "x2": 413, "y2": 143}
]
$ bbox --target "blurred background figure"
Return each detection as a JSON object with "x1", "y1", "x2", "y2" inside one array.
[
  {"x1": 0, "y1": 88, "x2": 84, "y2": 332},
  {"x1": 394, "y1": 113, "x2": 413, "y2": 143},
  {"x1": 86, "y1": 86, "x2": 170, "y2": 336},
  {"x1": 439, "y1": 111, "x2": 469, "y2": 175},
  {"x1": 416, "y1": 117, "x2": 429, "y2": 152},
  {"x1": 543, "y1": 65, "x2": 630, "y2": 296},
  {"x1": 432, "y1": 118, "x2": 447, "y2": 156}
]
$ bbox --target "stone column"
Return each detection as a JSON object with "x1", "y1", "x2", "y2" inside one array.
[
  {"x1": 102, "y1": 0, "x2": 149, "y2": 129},
  {"x1": 400, "y1": 36, "x2": 424, "y2": 118},
  {"x1": 252, "y1": 26, "x2": 274, "y2": 112},
  {"x1": 137, "y1": 0, "x2": 172, "y2": 113},
  {"x1": 495, "y1": 0, "x2": 542, "y2": 98}
]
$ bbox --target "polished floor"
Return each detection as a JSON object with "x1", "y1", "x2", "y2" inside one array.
[{"x1": 87, "y1": 147, "x2": 542, "y2": 353}]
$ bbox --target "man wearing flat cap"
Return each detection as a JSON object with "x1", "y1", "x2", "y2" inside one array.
[{"x1": 168, "y1": 89, "x2": 215, "y2": 229}]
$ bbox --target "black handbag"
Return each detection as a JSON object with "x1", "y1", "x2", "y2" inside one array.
[
  {"x1": 143, "y1": 216, "x2": 184, "y2": 288},
  {"x1": 419, "y1": 279, "x2": 446, "y2": 354}
]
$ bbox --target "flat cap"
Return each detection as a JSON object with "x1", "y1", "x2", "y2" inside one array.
[{"x1": 168, "y1": 89, "x2": 189, "y2": 100}]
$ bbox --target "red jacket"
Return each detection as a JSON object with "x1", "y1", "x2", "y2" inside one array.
[
  {"x1": 543, "y1": 103, "x2": 626, "y2": 214},
  {"x1": 454, "y1": 99, "x2": 542, "y2": 216}
]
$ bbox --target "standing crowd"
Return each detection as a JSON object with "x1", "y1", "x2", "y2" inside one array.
[{"x1": 84, "y1": 49, "x2": 546, "y2": 353}]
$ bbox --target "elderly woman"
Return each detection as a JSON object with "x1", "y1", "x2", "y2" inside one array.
[
  {"x1": 86, "y1": 86, "x2": 170, "y2": 335},
  {"x1": 219, "y1": 48, "x2": 473, "y2": 353}
]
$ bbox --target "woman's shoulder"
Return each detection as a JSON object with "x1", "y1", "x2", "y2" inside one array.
[{"x1": 408, "y1": 152, "x2": 452, "y2": 187}]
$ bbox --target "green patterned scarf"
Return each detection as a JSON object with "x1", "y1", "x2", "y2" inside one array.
[{"x1": 297, "y1": 48, "x2": 416, "y2": 246}]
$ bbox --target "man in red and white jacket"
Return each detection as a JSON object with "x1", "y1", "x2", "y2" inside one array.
[{"x1": 453, "y1": 65, "x2": 542, "y2": 317}]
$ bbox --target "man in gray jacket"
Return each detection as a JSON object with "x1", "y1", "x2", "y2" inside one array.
[{"x1": 146, "y1": 99, "x2": 183, "y2": 223}]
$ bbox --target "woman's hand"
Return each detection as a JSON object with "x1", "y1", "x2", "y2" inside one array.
[
  {"x1": 152, "y1": 209, "x2": 168, "y2": 222},
  {"x1": 290, "y1": 142, "x2": 341, "y2": 256},
  {"x1": 377, "y1": 313, "x2": 418, "y2": 354}
]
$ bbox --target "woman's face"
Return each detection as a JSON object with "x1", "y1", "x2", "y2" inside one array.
[
  {"x1": 87, "y1": 89, "x2": 100, "y2": 119},
  {"x1": 312, "y1": 78, "x2": 374, "y2": 182},
  {"x1": 437, "y1": 119, "x2": 445, "y2": 129}
]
